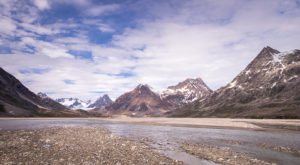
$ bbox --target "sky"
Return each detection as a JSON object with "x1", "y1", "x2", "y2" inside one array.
[{"x1": 0, "y1": 0, "x2": 300, "y2": 101}]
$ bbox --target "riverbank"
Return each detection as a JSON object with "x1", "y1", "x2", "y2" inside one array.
[
  {"x1": 0, "y1": 127, "x2": 182, "y2": 165},
  {"x1": 1, "y1": 117, "x2": 300, "y2": 132},
  {"x1": 95, "y1": 117, "x2": 300, "y2": 133}
]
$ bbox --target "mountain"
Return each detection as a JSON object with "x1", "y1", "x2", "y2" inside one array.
[
  {"x1": 56, "y1": 98, "x2": 92, "y2": 110},
  {"x1": 87, "y1": 94, "x2": 112, "y2": 108},
  {"x1": 161, "y1": 78, "x2": 212, "y2": 108},
  {"x1": 105, "y1": 84, "x2": 171, "y2": 116},
  {"x1": 0, "y1": 67, "x2": 77, "y2": 117},
  {"x1": 35, "y1": 92, "x2": 67, "y2": 110},
  {"x1": 57, "y1": 94, "x2": 112, "y2": 110},
  {"x1": 169, "y1": 46, "x2": 300, "y2": 118}
]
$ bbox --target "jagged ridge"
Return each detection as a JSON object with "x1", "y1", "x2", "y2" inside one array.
[{"x1": 170, "y1": 46, "x2": 300, "y2": 118}]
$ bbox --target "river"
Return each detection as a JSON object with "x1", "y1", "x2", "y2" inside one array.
[{"x1": 0, "y1": 119, "x2": 299, "y2": 165}]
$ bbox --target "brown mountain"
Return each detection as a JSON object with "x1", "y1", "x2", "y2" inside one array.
[
  {"x1": 161, "y1": 78, "x2": 212, "y2": 108},
  {"x1": 169, "y1": 46, "x2": 300, "y2": 118},
  {"x1": 0, "y1": 67, "x2": 83, "y2": 117},
  {"x1": 105, "y1": 84, "x2": 171, "y2": 116}
]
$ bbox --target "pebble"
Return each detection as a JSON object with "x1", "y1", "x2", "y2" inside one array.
[{"x1": 0, "y1": 127, "x2": 183, "y2": 165}]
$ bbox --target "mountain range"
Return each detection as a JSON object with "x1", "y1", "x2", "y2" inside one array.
[
  {"x1": 101, "y1": 78, "x2": 212, "y2": 116},
  {"x1": 56, "y1": 95, "x2": 112, "y2": 110},
  {"x1": 0, "y1": 46, "x2": 299, "y2": 118},
  {"x1": 168, "y1": 46, "x2": 300, "y2": 118}
]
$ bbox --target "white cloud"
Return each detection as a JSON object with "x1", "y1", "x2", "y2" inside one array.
[
  {"x1": 54, "y1": 37, "x2": 89, "y2": 44},
  {"x1": 86, "y1": 4, "x2": 120, "y2": 16},
  {"x1": 99, "y1": 25, "x2": 115, "y2": 33},
  {"x1": 82, "y1": 19, "x2": 115, "y2": 33},
  {"x1": 110, "y1": 0, "x2": 300, "y2": 91},
  {"x1": 19, "y1": 37, "x2": 74, "y2": 59},
  {"x1": 32, "y1": 0, "x2": 50, "y2": 10},
  {"x1": 1, "y1": 0, "x2": 300, "y2": 102},
  {"x1": 20, "y1": 22, "x2": 63, "y2": 35},
  {"x1": 0, "y1": 16, "x2": 17, "y2": 35},
  {"x1": 41, "y1": 47, "x2": 73, "y2": 59},
  {"x1": 55, "y1": 0, "x2": 91, "y2": 7}
]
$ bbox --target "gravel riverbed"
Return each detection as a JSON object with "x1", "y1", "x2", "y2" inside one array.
[
  {"x1": 181, "y1": 143, "x2": 276, "y2": 165},
  {"x1": 0, "y1": 127, "x2": 183, "y2": 165}
]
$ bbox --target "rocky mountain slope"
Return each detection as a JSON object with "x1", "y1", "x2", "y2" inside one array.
[
  {"x1": 57, "y1": 94, "x2": 112, "y2": 110},
  {"x1": 161, "y1": 78, "x2": 212, "y2": 108},
  {"x1": 88, "y1": 94, "x2": 112, "y2": 108},
  {"x1": 0, "y1": 67, "x2": 80, "y2": 117},
  {"x1": 169, "y1": 47, "x2": 300, "y2": 118},
  {"x1": 105, "y1": 84, "x2": 171, "y2": 116}
]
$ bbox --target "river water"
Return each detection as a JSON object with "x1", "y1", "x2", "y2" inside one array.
[{"x1": 0, "y1": 119, "x2": 299, "y2": 165}]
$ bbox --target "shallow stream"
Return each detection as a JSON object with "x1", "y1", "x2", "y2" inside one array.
[{"x1": 0, "y1": 119, "x2": 299, "y2": 165}]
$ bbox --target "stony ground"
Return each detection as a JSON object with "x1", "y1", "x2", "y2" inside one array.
[
  {"x1": 181, "y1": 142, "x2": 276, "y2": 165},
  {"x1": 0, "y1": 127, "x2": 183, "y2": 165}
]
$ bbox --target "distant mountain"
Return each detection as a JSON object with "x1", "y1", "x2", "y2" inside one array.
[
  {"x1": 56, "y1": 98, "x2": 92, "y2": 110},
  {"x1": 0, "y1": 67, "x2": 76, "y2": 117},
  {"x1": 57, "y1": 94, "x2": 112, "y2": 110},
  {"x1": 170, "y1": 47, "x2": 300, "y2": 118},
  {"x1": 106, "y1": 84, "x2": 171, "y2": 116},
  {"x1": 87, "y1": 94, "x2": 112, "y2": 108},
  {"x1": 161, "y1": 78, "x2": 212, "y2": 108}
]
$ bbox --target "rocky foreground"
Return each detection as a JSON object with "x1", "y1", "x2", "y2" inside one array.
[
  {"x1": 0, "y1": 127, "x2": 183, "y2": 165},
  {"x1": 181, "y1": 143, "x2": 275, "y2": 165}
]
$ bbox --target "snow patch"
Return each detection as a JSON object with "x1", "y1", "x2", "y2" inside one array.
[
  {"x1": 56, "y1": 98, "x2": 93, "y2": 110},
  {"x1": 271, "y1": 82, "x2": 277, "y2": 88},
  {"x1": 238, "y1": 85, "x2": 244, "y2": 89},
  {"x1": 245, "y1": 70, "x2": 251, "y2": 75},
  {"x1": 288, "y1": 75, "x2": 298, "y2": 81},
  {"x1": 228, "y1": 80, "x2": 237, "y2": 88},
  {"x1": 271, "y1": 50, "x2": 295, "y2": 70}
]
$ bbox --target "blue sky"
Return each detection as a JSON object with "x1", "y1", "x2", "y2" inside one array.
[{"x1": 0, "y1": 0, "x2": 300, "y2": 101}]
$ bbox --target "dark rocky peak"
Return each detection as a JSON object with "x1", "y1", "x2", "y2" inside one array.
[
  {"x1": 87, "y1": 94, "x2": 112, "y2": 108},
  {"x1": 101, "y1": 94, "x2": 111, "y2": 101},
  {"x1": 133, "y1": 84, "x2": 156, "y2": 96},
  {"x1": 250, "y1": 46, "x2": 280, "y2": 65},
  {"x1": 0, "y1": 67, "x2": 67, "y2": 115},
  {"x1": 236, "y1": 46, "x2": 281, "y2": 77},
  {"x1": 261, "y1": 46, "x2": 280, "y2": 55},
  {"x1": 37, "y1": 92, "x2": 48, "y2": 99},
  {"x1": 161, "y1": 77, "x2": 212, "y2": 108},
  {"x1": 0, "y1": 67, "x2": 23, "y2": 89},
  {"x1": 169, "y1": 77, "x2": 211, "y2": 92},
  {"x1": 135, "y1": 84, "x2": 151, "y2": 90}
]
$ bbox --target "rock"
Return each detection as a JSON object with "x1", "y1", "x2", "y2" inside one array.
[
  {"x1": 0, "y1": 127, "x2": 182, "y2": 165},
  {"x1": 45, "y1": 138, "x2": 50, "y2": 143},
  {"x1": 131, "y1": 146, "x2": 136, "y2": 151}
]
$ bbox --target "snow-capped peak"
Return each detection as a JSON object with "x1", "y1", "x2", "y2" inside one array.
[
  {"x1": 161, "y1": 78, "x2": 212, "y2": 105},
  {"x1": 56, "y1": 98, "x2": 92, "y2": 110},
  {"x1": 56, "y1": 94, "x2": 112, "y2": 110}
]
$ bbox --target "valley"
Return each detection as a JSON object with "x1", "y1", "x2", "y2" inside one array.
[
  {"x1": 1, "y1": 0, "x2": 300, "y2": 164},
  {"x1": 1, "y1": 47, "x2": 300, "y2": 118}
]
